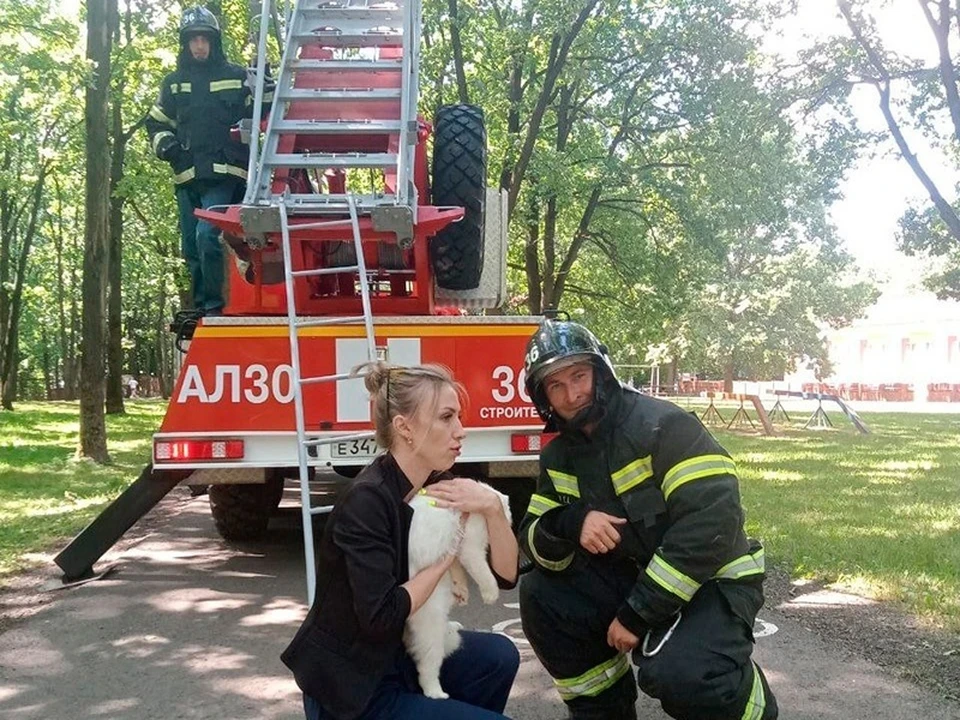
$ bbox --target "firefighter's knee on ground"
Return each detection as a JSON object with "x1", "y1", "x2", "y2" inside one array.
[{"x1": 635, "y1": 646, "x2": 741, "y2": 710}]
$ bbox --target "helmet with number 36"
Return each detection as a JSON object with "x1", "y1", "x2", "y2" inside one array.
[{"x1": 524, "y1": 319, "x2": 617, "y2": 424}]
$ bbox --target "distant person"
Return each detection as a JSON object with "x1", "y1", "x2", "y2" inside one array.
[
  {"x1": 127, "y1": 377, "x2": 139, "y2": 399},
  {"x1": 282, "y1": 362, "x2": 519, "y2": 719},
  {"x1": 145, "y1": 6, "x2": 272, "y2": 316},
  {"x1": 518, "y1": 319, "x2": 778, "y2": 720}
]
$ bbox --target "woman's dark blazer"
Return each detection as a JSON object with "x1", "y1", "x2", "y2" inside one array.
[{"x1": 281, "y1": 453, "x2": 416, "y2": 720}]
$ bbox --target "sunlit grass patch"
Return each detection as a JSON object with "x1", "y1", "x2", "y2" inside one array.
[
  {"x1": 0, "y1": 401, "x2": 166, "y2": 577},
  {"x1": 715, "y1": 411, "x2": 960, "y2": 632}
]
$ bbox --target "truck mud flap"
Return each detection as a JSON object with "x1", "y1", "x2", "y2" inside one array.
[{"x1": 54, "y1": 463, "x2": 186, "y2": 581}]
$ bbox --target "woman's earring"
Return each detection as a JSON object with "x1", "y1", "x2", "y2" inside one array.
[{"x1": 406, "y1": 436, "x2": 414, "y2": 447}]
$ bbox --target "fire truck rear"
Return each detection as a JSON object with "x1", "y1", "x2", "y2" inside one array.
[
  {"x1": 154, "y1": 314, "x2": 544, "y2": 541},
  {"x1": 55, "y1": 0, "x2": 543, "y2": 588}
]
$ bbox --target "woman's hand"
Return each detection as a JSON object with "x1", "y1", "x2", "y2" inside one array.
[
  {"x1": 424, "y1": 478, "x2": 502, "y2": 517},
  {"x1": 428, "y1": 479, "x2": 519, "y2": 585}
]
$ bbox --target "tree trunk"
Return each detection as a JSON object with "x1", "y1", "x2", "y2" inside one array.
[
  {"x1": 446, "y1": 0, "x2": 470, "y2": 105},
  {"x1": 78, "y1": 0, "x2": 115, "y2": 462},
  {"x1": 723, "y1": 357, "x2": 734, "y2": 394},
  {"x1": 1, "y1": 334, "x2": 17, "y2": 410},
  {"x1": 65, "y1": 212, "x2": 81, "y2": 401},
  {"x1": 524, "y1": 193, "x2": 542, "y2": 315},
  {"x1": 507, "y1": 0, "x2": 600, "y2": 216},
  {"x1": 106, "y1": 89, "x2": 126, "y2": 415},
  {"x1": 0, "y1": 163, "x2": 47, "y2": 409},
  {"x1": 41, "y1": 325, "x2": 52, "y2": 400},
  {"x1": 52, "y1": 177, "x2": 68, "y2": 398}
]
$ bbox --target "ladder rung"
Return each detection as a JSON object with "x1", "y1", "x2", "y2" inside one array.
[
  {"x1": 266, "y1": 153, "x2": 398, "y2": 169},
  {"x1": 301, "y1": 371, "x2": 357, "y2": 385},
  {"x1": 291, "y1": 265, "x2": 360, "y2": 278},
  {"x1": 296, "y1": 315, "x2": 366, "y2": 328},
  {"x1": 292, "y1": 31, "x2": 402, "y2": 48},
  {"x1": 310, "y1": 506, "x2": 335, "y2": 516},
  {"x1": 283, "y1": 193, "x2": 397, "y2": 209},
  {"x1": 274, "y1": 119, "x2": 402, "y2": 134},
  {"x1": 276, "y1": 88, "x2": 401, "y2": 101},
  {"x1": 303, "y1": 431, "x2": 375, "y2": 447},
  {"x1": 289, "y1": 218, "x2": 353, "y2": 231},
  {"x1": 301, "y1": 8, "x2": 405, "y2": 22},
  {"x1": 286, "y1": 59, "x2": 403, "y2": 71}
]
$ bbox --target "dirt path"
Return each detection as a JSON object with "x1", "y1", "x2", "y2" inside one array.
[{"x1": 0, "y1": 491, "x2": 957, "y2": 719}]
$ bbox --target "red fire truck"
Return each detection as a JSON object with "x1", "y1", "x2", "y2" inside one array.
[{"x1": 56, "y1": 0, "x2": 543, "y2": 594}]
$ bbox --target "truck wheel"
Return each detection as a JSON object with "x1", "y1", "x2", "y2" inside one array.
[
  {"x1": 208, "y1": 474, "x2": 285, "y2": 541},
  {"x1": 431, "y1": 104, "x2": 486, "y2": 290}
]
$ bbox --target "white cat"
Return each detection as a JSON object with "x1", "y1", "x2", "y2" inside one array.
[{"x1": 405, "y1": 485, "x2": 512, "y2": 699}]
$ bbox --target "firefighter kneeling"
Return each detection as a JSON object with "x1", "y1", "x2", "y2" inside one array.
[{"x1": 518, "y1": 320, "x2": 778, "y2": 720}]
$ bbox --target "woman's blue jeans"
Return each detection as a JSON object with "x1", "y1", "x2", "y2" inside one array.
[{"x1": 303, "y1": 630, "x2": 520, "y2": 719}]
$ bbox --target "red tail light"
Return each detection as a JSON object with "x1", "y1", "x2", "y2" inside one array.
[
  {"x1": 154, "y1": 439, "x2": 244, "y2": 462},
  {"x1": 510, "y1": 433, "x2": 556, "y2": 453}
]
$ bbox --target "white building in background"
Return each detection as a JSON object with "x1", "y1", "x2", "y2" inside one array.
[
  {"x1": 827, "y1": 293, "x2": 960, "y2": 383},
  {"x1": 781, "y1": 291, "x2": 960, "y2": 401}
]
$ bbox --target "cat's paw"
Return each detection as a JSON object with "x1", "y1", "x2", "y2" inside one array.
[
  {"x1": 452, "y1": 578, "x2": 470, "y2": 606},
  {"x1": 444, "y1": 621, "x2": 463, "y2": 654},
  {"x1": 480, "y1": 585, "x2": 499, "y2": 604},
  {"x1": 421, "y1": 684, "x2": 449, "y2": 700}
]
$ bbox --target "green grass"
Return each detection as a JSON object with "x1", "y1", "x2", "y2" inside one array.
[
  {"x1": 696, "y1": 406, "x2": 960, "y2": 632},
  {"x1": 0, "y1": 400, "x2": 166, "y2": 578}
]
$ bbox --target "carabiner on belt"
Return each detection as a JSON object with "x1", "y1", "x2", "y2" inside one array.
[{"x1": 640, "y1": 611, "x2": 682, "y2": 658}]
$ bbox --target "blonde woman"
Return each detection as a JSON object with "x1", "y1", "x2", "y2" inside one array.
[{"x1": 282, "y1": 362, "x2": 519, "y2": 720}]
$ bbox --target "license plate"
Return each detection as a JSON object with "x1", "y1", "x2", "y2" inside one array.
[{"x1": 330, "y1": 437, "x2": 380, "y2": 459}]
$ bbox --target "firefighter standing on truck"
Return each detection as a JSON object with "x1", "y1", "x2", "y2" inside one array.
[
  {"x1": 518, "y1": 319, "x2": 778, "y2": 720},
  {"x1": 145, "y1": 6, "x2": 272, "y2": 317}
]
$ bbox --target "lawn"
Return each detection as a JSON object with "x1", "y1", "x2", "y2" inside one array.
[
  {"x1": 0, "y1": 400, "x2": 166, "y2": 577},
  {"x1": 700, "y1": 404, "x2": 960, "y2": 632}
]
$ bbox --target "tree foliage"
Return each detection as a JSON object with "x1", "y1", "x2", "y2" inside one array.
[
  {"x1": 807, "y1": 0, "x2": 960, "y2": 299},
  {"x1": 0, "y1": 0, "x2": 880, "y2": 417}
]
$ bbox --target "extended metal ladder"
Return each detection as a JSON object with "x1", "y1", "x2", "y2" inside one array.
[
  {"x1": 246, "y1": 0, "x2": 421, "y2": 220},
  {"x1": 245, "y1": 0, "x2": 422, "y2": 603}
]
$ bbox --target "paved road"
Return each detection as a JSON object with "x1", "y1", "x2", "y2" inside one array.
[{"x1": 0, "y1": 489, "x2": 957, "y2": 720}]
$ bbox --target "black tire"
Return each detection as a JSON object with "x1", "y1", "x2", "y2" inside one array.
[
  {"x1": 485, "y1": 477, "x2": 535, "y2": 534},
  {"x1": 208, "y1": 474, "x2": 285, "y2": 541},
  {"x1": 431, "y1": 104, "x2": 486, "y2": 290}
]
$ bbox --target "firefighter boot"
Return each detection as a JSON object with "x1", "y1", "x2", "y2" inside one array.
[{"x1": 568, "y1": 702, "x2": 637, "y2": 720}]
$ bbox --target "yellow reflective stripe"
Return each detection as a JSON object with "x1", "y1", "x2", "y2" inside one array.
[
  {"x1": 645, "y1": 554, "x2": 701, "y2": 602},
  {"x1": 715, "y1": 548, "x2": 765, "y2": 580},
  {"x1": 262, "y1": 90, "x2": 274, "y2": 103},
  {"x1": 526, "y1": 493, "x2": 562, "y2": 517},
  {"x1": 171, "y1": 82, "x2": 192, "y2": 94},
  {"x1": 546, "y1": 469, "x2": 580, "y2": 498},
  {"x1": 554, "y1": 653, "x2": 630, "y2": 700},
  {"x1": 527, "y1": 519, "x2": 574, "y2": 572},
  {"x1": 611, "y1": 455, "x2": 653, "y2": 495},
  {"x1": 740, "y1": 662, "x2": 766, "y2": 720},
  {"x1": 152, "y1": 130, "x2": 174, "y2": 154},
  {"x1": 662, "y1": 454, "x2": 737, "y2": 501},
  {"x1": 210, "y1": 78, "x2": 243, "y2": 92},
  {"x1": 173, "y1": 167, "x2": 195, "y2": 184},
  {"x1": 149, "y1": 104, "x2": 176, "y2": 128},
  {"x1": 212, "y1": 163, "x2": 248, "y2": 180}
]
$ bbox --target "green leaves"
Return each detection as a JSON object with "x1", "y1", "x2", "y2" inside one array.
[{"x1": 422, "y1": 0, "x2": 876, "y2": 380}]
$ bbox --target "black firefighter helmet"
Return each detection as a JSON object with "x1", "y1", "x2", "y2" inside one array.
[
  {"x1": 179, "y1": 6, "x2": 221, "y2": 42},
  {"x1": 524, "y1": 319, "x2": 618, "y2": 428}
]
